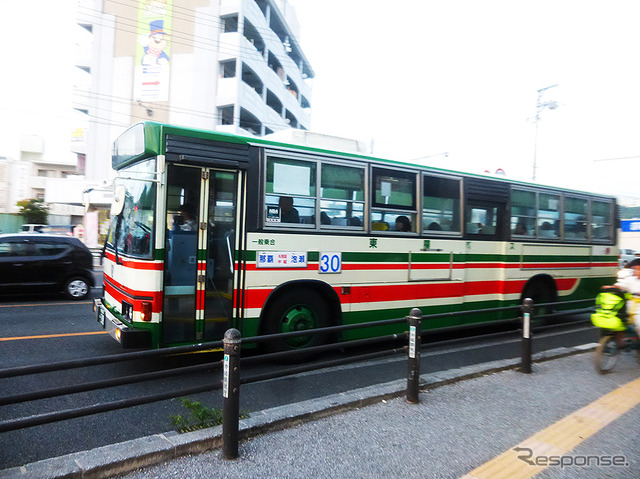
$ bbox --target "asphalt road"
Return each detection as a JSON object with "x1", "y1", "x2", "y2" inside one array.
[{"x1": 0, "y1": 289, "x2": 599, "y2": 471}]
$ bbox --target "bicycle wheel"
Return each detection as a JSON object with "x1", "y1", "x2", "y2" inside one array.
[{"x1": 594, "y1": 335, "x2": 619, "y2": 374}]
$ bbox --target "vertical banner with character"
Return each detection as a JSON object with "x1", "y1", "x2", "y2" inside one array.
[{"x1": 134, "y1": 0, "x2": 173, "y2": 102}]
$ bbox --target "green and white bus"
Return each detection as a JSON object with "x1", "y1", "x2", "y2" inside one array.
[{"x1": 95, "y1": 121, "x2": 618, "y2": 349}]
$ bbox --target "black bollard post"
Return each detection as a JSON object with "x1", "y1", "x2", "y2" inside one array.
[
  {"x1": 521, "y1": 298, "x2": 533, "y2": 374},
  {"x1": 407, "y1": 308, "x2": 423, "y2": 404},
  {"x1": 222, "y1": 328, "x2": 242, "y2": 460}
]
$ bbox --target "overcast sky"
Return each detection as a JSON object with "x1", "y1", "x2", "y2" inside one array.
[
  {"x1": 2, "y1": 1, "x2": 639, "y2": 204},
  {"x1": 289, "y1": 0, "x2": 640, "y2": 204}
]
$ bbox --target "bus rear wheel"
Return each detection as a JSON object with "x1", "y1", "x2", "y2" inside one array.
[
  {"x1": 521, "y1": 280, "x2": 555, "y2": 323},
  {"x1": 263, "y1": 289, "x2": 331, "y2": 354}
]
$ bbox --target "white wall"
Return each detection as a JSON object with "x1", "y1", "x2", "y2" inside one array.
[{"x1": 0, "y1": 2, "x2": 77, "y2": 170}]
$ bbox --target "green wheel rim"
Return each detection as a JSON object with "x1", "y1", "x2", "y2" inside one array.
[{"x1": 280, "y1": 304, "x2": 317, "y2": 348}]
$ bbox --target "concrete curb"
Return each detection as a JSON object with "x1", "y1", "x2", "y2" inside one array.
[{"x1": 0, "y1": 344, "x2": 598, "y2": 479}]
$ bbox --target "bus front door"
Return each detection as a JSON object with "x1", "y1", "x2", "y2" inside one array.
[{"x1": 163, "y1": 164, "x2": 240, "y2": 345}]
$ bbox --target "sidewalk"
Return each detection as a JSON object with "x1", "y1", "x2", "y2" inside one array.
[{"x1": 3, "y1": 345, "x2": 640, "y2": 479}]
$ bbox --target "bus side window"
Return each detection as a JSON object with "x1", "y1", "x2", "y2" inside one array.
[
  {"x1": 265, "y1": 157, "x2": 316, "y2": 226},
  {"x1": 371, "y1": 168, "x2": 417, "y2": 234},
  {"x1": 511, "y1": 189, "x2": 536, "y2": 237},
  {"x1": 466, "y1": 205, "x2": 499, "y2": 236},
  {"x1": 423, "y1": 175, "x2": 461, "y2": 233},
  {"x1": 320, "y1": 163, "x2": 365, "y2": 229}
]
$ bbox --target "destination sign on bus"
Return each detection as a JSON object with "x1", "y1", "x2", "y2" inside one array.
[{"x1": 257, "y1": 252, "x2": 308, "y2": 268}]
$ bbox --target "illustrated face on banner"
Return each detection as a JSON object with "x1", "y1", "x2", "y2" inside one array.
[
  {"x1": 150, "y1": 32, "x2": 167, "y2": 51},
  {"x1": 142, "y1": 19, "x2": 170, "y2": 66},
  {"x1": 134, "y1": 1, "x2": 173, "y2": 101}
]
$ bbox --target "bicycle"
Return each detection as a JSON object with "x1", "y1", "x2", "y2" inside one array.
[
  {"x1": 593, "y1": 326, "x2": 640, "y2": 374},
  {"x1": 592, "y1": 289, "x2": 640, "y2": 374}
]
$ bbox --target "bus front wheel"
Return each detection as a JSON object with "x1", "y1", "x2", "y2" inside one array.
[{"x1": 262, "y1": 289, "x2": 331, "y2": 354}]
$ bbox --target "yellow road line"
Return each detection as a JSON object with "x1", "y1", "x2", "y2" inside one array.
[
  {"x1": 0, "y1": 331, "x2": 107, "y2": 341},
  {"x1": 461, "y1": 376, "x2": 640, "y2": 478}
]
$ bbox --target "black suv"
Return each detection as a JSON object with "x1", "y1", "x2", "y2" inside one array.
[{"x1": 0, "y1": 234, "x2": 95, "y2": 300}]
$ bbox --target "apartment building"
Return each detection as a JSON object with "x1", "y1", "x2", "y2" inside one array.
[{"x1": 75, "y1": 0, "x2": 314, "y2": 183}]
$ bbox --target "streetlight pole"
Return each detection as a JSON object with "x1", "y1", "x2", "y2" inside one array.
[{"x1": 532, "y1": 84, "x2": 559, "y2": 181}]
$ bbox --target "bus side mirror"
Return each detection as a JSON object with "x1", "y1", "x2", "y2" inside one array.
[{"x1": 111, "y1": 185, "x2": 126, "y2": 216}]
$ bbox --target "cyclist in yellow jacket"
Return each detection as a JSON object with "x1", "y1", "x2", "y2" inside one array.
[{"x1": 598, "y1": 264, "x2": 640, "y2": 346}]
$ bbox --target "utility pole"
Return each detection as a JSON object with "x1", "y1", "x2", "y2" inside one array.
[{"x1": 532, "y1": 84, "x2": 559, "y2": 181}]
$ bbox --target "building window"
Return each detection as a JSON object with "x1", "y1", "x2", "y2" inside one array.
[
  {"x1": 222, "y1": 15, "x2": 238, "y2": 33},
  {"x1": 218, "y1": 106, "x2": 234, "y2": 126},
  {"x1": 241, "y1": 63, "x2": 264, "y2": 95},
  {"x1": 285, "y1": 110, "x2": 298, "y2": 128},
  {"x1": 220, "y1": 60, "x2": 236, "y2": 78},
  {"x1": 266, "y1": 90, "x2": 283, "y2": 116},
  {"x1": 239, "y1": 108, "x2": 262, "y2": 136}
]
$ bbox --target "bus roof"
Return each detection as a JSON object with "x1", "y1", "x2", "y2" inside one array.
[{"x1": 114, "y1": 121, "x2": 615, "y2": 200}]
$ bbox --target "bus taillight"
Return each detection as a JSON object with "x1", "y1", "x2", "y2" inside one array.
[{"x1": 140, "y1": 301, "x2": 152, "y2": 322}]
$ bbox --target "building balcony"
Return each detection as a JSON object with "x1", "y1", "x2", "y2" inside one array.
[
  {"x1": 216, "y1": 77, "x2": 237, "y2": 107},
  {"x1": 219, "y1": 0, "x2": 242, "y2": 16},
  {"x1": 31, "y1": 176, "x2": 47, "y2": 189},
  {"x1": 75, "y1": 43, "x2": 93, "y2": 70}
]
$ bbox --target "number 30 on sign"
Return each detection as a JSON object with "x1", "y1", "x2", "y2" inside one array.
[{"x1": 319, "y1": 252, "x2": 342, "y2": 274}]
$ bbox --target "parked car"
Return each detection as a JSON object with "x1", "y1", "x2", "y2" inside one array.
[
  {"x1": 20, "y1": 224, "x2": 46, "y2": 233},
  {"x1": 619, "y1": 248, "x2": 637, "y2": 267},
  {"x1": 0, "y1": 234, "x2": 94, "y2": 299},
  {"x1": 41, "y1": 225, "x2": 75, "y2": 236}
]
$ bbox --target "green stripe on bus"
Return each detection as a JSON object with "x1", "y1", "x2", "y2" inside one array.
[{"x1": 243, "y1": 250, "x2": 613, "y2": 264}]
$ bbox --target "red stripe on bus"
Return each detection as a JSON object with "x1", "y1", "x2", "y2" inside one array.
[
  {"x1": 242, "y1": 278, "x2": 579, "y2": 309},
  {"x1": 104, "y1": 252, "x2": 163, "y2": 270},
  {"x1": 104, "y1": 275, "x2": 163, "y2": 312}
]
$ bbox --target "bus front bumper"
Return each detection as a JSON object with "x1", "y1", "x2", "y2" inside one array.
[{"x1": 94, "y1": 299, "x2": 151, "y2": 348}]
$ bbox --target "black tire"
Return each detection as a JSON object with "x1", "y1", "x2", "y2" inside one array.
[
  {"x1": 594, "y1": 335, "x2": 619, "y2": 374},
  {"x1": 262, "y1": 288, "x2": 331, "y2": 354},
  {"x1": 64, "y1": 277, "x2": 90, "y2": 300}
]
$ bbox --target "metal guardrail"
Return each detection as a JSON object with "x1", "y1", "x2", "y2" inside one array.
[{"x1": 0, "y1": 298, "x2": 594, "y2": 451}]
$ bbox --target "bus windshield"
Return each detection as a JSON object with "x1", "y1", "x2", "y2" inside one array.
[{"x1": 107, "y1": 159, "x2": 156, "y2": 258}]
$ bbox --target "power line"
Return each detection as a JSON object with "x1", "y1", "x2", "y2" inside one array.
[
  {"x1": 73, "y1": 88, "x2": 305, "y2": 131},
  {"x1": 77, "y1": 2, "x2": 312, "y2": 77},
  {"x1": 75, "y1": 7, "x2": 312, "y2": 103},
  {"x1": 593, "y1": 155, "x2": 640, "y2": 162}
]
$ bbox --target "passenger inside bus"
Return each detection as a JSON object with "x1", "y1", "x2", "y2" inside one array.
[
  {"x1": 312, "y1": 211, "x2": 332, "y2": 225},
  {"x1": 514, "y1": 221, "x2": 528, "y2": 235},
  {"x1": 279, "y1": 196, "x2": 299, "y2": 223},
  {"x1": 179, "y1": 203, "x2": 198, "y2": 231},
  {"x1": 395, "y1": 215, "x2": 412, "y2": 232},
  {"x1": 540, "y1": 221, "x2": 556, "y2": 237}
]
